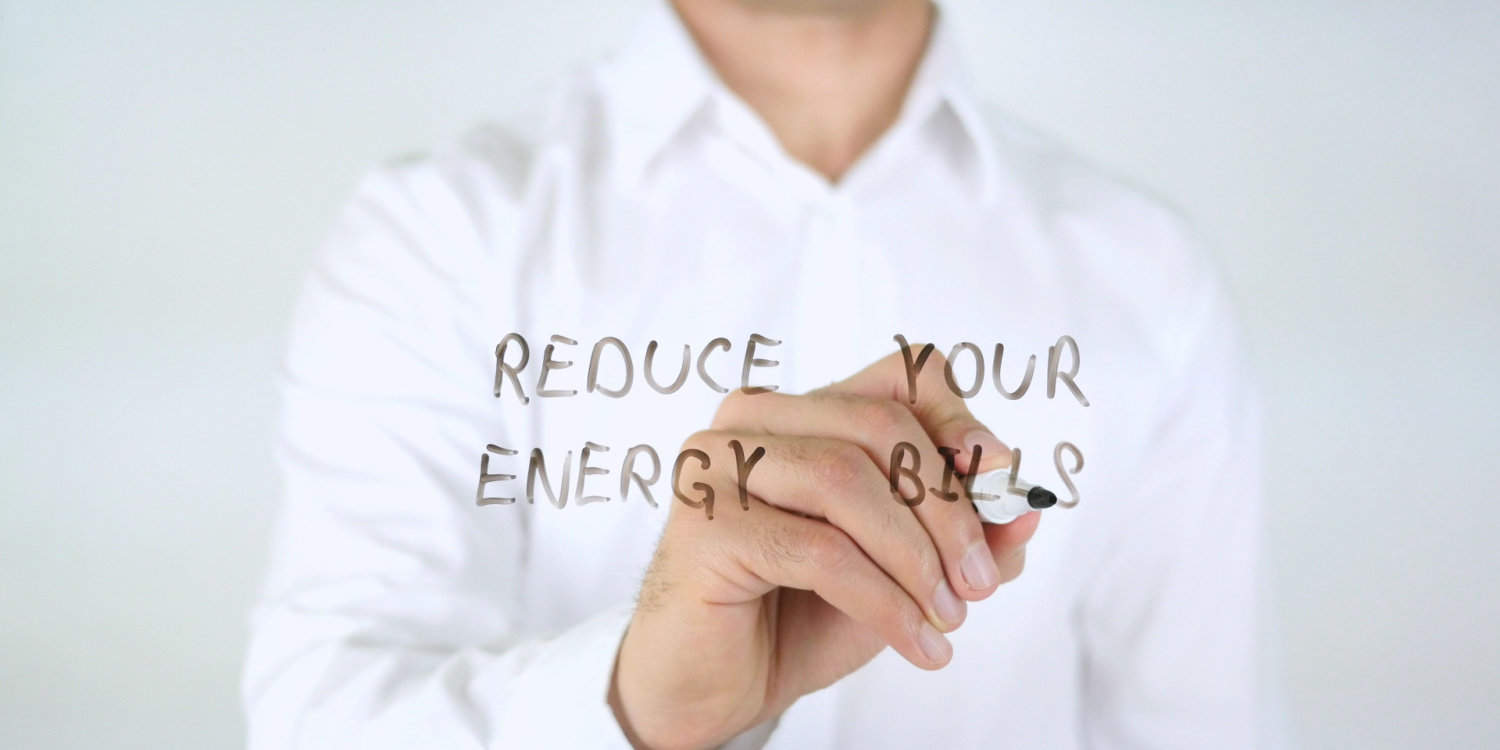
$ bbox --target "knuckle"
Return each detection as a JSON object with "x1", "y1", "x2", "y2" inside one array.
[
  {"x1": 880, "y1": 515, "x2": 939, "y2": 577},
  {"x1": 781, "y1": 437, "x2": 818, "y2": 467},
  {"x1": 810, "y1": 440, "x2": 867, "y2": 488},
  {"x1": 915, "y1": 546, "x2": 946, "y2": 585},
  {"x1": 873, "y1": 500, "x2": 908, "y2": 538},
  {"x1": 712, "y1": 389, "x2": 752, "y2": 426},
  {"x1": 806, "y1": 526, "x2": 857, "y2": 572},
  {"x1": 897, "y1": 602, "x2": 929, "y2": 643},
  {"x1": 854, "y1": 397, "x2": 912, "y2": 437},
  {"x1": 754, "y1": 523, "x2": 808, "y2": 568}
]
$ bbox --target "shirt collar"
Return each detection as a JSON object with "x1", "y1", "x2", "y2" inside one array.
[
  {"x1": 596, "y1": 2, "x2": 717, "y2": 188},
  {"x1": 598, "y1": 1, "x2": 996, "y2": 200}
]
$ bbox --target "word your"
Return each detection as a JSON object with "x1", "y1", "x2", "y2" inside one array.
[
  {"x1": 891, "y1": 334, "x2": 1089, "y2": 407},
  {"x1": 476, "y1": 439, "x2": 1084, "y2": 520}
]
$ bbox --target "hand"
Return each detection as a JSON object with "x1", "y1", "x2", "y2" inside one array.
[{"x1": 608, "y1": 349, "x2": 1042, "y2": 750}]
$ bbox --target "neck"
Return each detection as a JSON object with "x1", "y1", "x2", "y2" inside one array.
[{"x1": 672, "y1": 0, "x2": 934, "y2": 183}]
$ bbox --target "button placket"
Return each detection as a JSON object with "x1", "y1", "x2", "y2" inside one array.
[{"x1": 786, "y1": 195, "x2": 867, "y2": 389}]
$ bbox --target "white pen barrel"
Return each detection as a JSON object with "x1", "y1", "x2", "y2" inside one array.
[{"x1": 969, "y1": 469, "x2": 1058, "y2": 524}]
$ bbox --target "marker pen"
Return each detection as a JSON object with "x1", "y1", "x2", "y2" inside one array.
[{"x1": 968, "y1": 469, "x2": 1057, "y2": 524}]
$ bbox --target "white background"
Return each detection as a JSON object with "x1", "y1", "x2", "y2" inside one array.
[{"x1": 2, "y1": 1, "x2": 1496, "y2": 747}]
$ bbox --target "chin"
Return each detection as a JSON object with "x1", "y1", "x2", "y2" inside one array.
[{"x1": 736, "y1": 0, "x2": 898, "y2": 16}]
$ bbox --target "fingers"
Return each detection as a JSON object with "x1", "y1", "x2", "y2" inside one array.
[
  {"x1": 984, "y1": 508, "x2": 1041, "y2": 580},
  {"x1": 827, "y1": 347, "x2": 1030, "y2": 595},
  {"x1": 687, "y1": 430, "x2": 967, "y2": 632},
  {"x1": 723, "y1": 499, "x2": 953, "y2": 670},
  {"x1": 719, "y1": 386, "x2": 1004, "y2": 601},
  {"x1": 832, "y1": 342, "x2": 1012, "y2": 473}
]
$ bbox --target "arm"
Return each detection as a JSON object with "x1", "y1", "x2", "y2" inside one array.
[
  {"x1": 241, "y1": 162, "x2": 635, "y2": 748},
  {"x1": 1077, "y1": 269, "x2": 1266, "y2": 748}
]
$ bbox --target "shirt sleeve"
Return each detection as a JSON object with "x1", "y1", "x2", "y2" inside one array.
[
  {"x1": 241, "y1": 161, "x2": 639, "y2": 749},
  {"x1": 1075, "y1": 262, "x2": 1267, "y2": 749}
]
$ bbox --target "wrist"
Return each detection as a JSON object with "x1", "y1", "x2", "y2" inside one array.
[{"x1": 609, "y1": 626, "x2": 736, "y2": 750}]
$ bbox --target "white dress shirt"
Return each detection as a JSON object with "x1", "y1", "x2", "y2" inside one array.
[{"x1": 243, "y1": 3, "x2": 1264, "y2": 748}]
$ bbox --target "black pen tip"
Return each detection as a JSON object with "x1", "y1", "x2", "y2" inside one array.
[{"x1": 1027, "y1": 485, "x2": 1058, "y2": 509}]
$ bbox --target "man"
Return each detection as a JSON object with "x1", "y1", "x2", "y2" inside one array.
[{"x1": 243, "y1": 1, "x2": 1263, "y2": 747}]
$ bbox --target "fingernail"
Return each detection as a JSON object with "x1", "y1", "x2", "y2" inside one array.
[
  {"x1": 961, "y1": 541, "x2": 999, "y2": 591},
  {"x1": 963, "y1": 429, "x2": 1009, "y2": 470},
  {"x1": 917, "y1": 621, "x2": 952, "y2": 664},
  {"x1": 931, "y1": 579, "x2": 965, "y2": 629}
]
